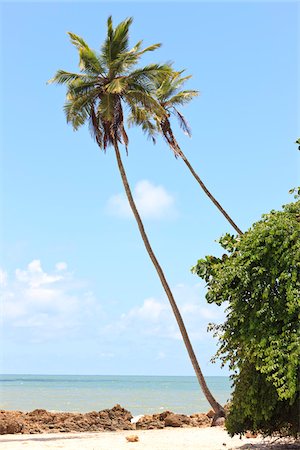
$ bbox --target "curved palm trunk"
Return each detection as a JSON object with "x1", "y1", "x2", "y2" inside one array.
[
  {"x1": 113, "y1": 141, "x2": 224, "y2": 415},
  {"x1": 177, "y1": 148, "x2": 243, "y2": 236}
]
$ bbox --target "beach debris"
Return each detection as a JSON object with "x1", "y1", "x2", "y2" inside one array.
[
  {"x1": 131, "y1": 415, "x2": 144, "y2": 424},
  {"x1": 126, "y1": 434, "x2": 139, "y2": 442}
]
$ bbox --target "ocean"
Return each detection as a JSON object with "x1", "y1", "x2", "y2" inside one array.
[{"x1": 0, "y1": 375, "x2": 231, "y2": 416}]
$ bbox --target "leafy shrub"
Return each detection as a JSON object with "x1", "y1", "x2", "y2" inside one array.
[{"x1": 192, "y1": 198, "x2": 300, "y2": 436}]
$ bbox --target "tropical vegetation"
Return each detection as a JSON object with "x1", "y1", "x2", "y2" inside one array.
[{"x1": 192, "y1": 195, "x2": 300, "y2": 436}]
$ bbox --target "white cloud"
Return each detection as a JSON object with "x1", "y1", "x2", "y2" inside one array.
[
  {"x1": 107, "y1": 180, "x2": 176, "y2": 220},
  {"x1": 1, "y1": 260, "x2": 101, "y2": 340},
  {"x1": 125, "y1": 298, "x2": 167, "y2": 322},
  {"x1": 16, "y1": 259, "x2": 63, "y2": 288},
  {"x1": 106, "y1": 282, "x2": 225, "y2": 342}
]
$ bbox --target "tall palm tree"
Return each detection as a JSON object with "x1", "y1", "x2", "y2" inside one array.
[
  {"x1": 132, "y1": 71, "x2": 243, "y2": 235},
  {"x1": 49, "y1": 16, "x2": 224, "y2": 417}
]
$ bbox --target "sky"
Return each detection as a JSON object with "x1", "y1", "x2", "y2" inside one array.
[{"x1": 0, "y1": 1, "x2": 299, "y2": 377}]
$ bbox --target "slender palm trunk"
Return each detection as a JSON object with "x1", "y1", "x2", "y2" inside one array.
[
  {"x1": 113, "y1": 141, "x2": 224, "y2": 415},
  {"x1": 177, "y1": 148, "x2": 243, "y2": 236}
]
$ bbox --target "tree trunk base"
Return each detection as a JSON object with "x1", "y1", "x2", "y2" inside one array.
[{"x1": 211, "y1": 409, "x2": 226, "y2": 427}]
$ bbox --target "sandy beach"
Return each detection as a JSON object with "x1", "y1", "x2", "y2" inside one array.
[{"x1": 0, "y1": 427, "x2": 266, "y2": 450}]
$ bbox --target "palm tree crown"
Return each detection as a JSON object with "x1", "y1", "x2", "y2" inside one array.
[
  {"x1": 130, "y1": 71, "x2": 243, "y2": 235},
  {"x1": 49, "y1": 16, "x2": 171, "y2": 152}
]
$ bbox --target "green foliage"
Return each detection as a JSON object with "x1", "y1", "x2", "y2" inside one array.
[
  {"x1": 128, "y1": 71, "x2": 198, "y2": 154},
  {"x1": 192, "y1": 199, "x2": 300, "y2": 436},
  {"x1": 289, "y1": 186, "x2": 300, "y2": 199},
  {"x1": 48, "y1": 16, "x2": 173, "y2": 151}
]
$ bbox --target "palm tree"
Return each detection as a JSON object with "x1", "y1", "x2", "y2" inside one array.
[
  {"x1": 49, "y1": 16, "x2": 224, "y2": 417},
  {"x1": 132, "y1": 71, "x2": 243, "y2": 235}
]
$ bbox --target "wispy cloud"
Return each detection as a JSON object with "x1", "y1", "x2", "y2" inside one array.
[
  {"x1": 1, "y1": 261, "x2": 223, "y2": 353},
  {"x1": 107, "y1": 180, "x2": 177, "y2": 220},
  {"x1": 103, "y1": 283, "x2": 225, "y2": 342},
  {"x1": 1, "y1": 260, "x2": 101, "y2": 340}
]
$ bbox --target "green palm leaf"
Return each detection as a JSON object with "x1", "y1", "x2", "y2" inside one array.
[
  {"x1": 166, "y1": 90, "x2": 198, "y2": 107},
  {"x1": 67, "y1": 32, "x2": 91, "y2": 50},
  {"x1": 64, "y1": 90, "x2": 98, "y2": 129},
  {"x1": 47, "y1": 70, "x2": 86, "y2": 85},
  {"x1": 129, "y1": 64, "x2": 172, "y2": 84},
  {"x1": 78, "y1": 47, "x2": 104, "y2": 74},
  {"x1": 105, "y1": 77, "x2": 128, "y2": 94}
]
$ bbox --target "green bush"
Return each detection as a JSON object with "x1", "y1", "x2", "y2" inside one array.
[{"x1": 192, "y1": 198, "x2": 300, "y2": 436}]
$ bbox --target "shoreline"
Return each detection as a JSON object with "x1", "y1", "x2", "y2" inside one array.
[
  {"x1": 1, "y1": 407, "x2": 299, "y2": 450},
  {"x1": 0, "y1": 428, "x2": 265, "y2": 450}
]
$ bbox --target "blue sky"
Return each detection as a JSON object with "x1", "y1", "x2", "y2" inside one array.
[{"x1": 0, "y1": 1, "x2": 299, "y2": 376}]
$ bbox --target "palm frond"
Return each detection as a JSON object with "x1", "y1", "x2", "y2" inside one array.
[
  {"x1": 123, "y1": 89, "x2": 165, "y2": 116},
  {"x1": 110, "y1": 53, "x2": 140, "y2": 75},
  {"x1": 173, "y1": 108, "x2": 192, "y2": 137},
  {"x1": 67, "y1": 32, "x2": 90, "y2": 50},
  {"x1": 101, "y1": 16, "x2": 114, "y2": 65},
  {"x1": 111, "y1": 96, "x2": 124, "y2": 143},
  {"x1": 89, "y1": 106, "x2": 104, "y2": 148},
  {"x1": 141, "y1": 120, "x2": 157, "y2": 144},
  {"x1": 105, "y1": 77, "x2": 128, "y2": 94},
  {"x1": 78, "y1": 47, "x2": 104, "y2": 74},
  {"x1": 129, "y1": 64, "x2": 172, "y2": 84},
  {"x1": 155, "y1": 71, "x2": 193, "y2": 101},
  {"x1": 127, "y1": 104, "x2": 150, "y2": 125},
  {"x1": 120, "y1": 122, "x2": 129, "y2": 152},
  {"x1": 166, "y1": 90, "x2": 198, "y2": 107},
  {"x1": 47, "y1": 70, "x2": 86, "y2": 85},
  {"x1": 128, "y1": 107, "x2": 157, "y2": 144},
  {"x1": 136, "y1": 43, "x2": 162, "y2": 56},
  {"x1": 128, "y1": 40, "x2": 143, "y2": 53},
  {"x1": 63, "y1": 101, "x2": 88, "y2": 130},
  {"x1": 67, "y1": 79, "x2": 100, "y2": 97},
  {"x1": 101, "y1": 16, "x2": 133, "y2": 65},
  {"x1": 63, "y1": 90, "x2": 98, "y2": 130},
  {"x1": 110, "y1": 42, "x2": 161, "y2": 76},
  {"x1": 97, "y1": 93, "x2": 115, "y2": 121},
  {"x1": 113, "y1": 17, "x2": 133, "y2": 55}
]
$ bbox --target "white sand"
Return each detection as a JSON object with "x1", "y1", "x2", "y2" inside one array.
[{"x1": 0, "y1": 427, "x2": 264, "y2": 450}]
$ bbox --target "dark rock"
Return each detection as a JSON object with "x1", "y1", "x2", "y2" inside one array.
[
  {"x1": 164, "y1": 413, "x2": 191, "y2": 427},
  {"x1": 206, "y1": 409, "x2": 215, "y2": 418}
]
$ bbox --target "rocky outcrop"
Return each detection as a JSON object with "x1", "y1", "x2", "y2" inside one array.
[
  {"x1": 136, "y1": 410, "x2": 212, "y2": 429},
  {"x1": 0, "y1": 406, "x2": 216, "y2": 435},
  {"x1": 0, "y1": 405, "x2": 134, "y2": 435}
]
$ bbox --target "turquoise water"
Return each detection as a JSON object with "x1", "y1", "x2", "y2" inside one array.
[{"x1": 0, "y1": 375, "x2": 231, "y2": 415}]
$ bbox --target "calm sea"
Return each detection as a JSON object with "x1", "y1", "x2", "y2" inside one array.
[{"x1": 0, "y1": 375, "x2": 231, "y2": 415}]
